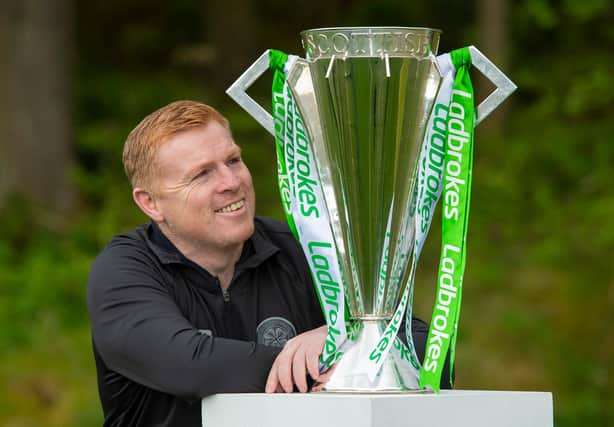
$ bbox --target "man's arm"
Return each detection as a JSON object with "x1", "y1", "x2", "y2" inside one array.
[{"x1": 87, "y1": 244, "x2": 279, "y2": 398}]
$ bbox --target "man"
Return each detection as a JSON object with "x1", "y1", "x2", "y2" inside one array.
[{"x1": 88, "y1": 100, "x2": 450, "y2": 427}]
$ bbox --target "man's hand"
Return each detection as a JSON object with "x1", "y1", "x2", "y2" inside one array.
[{"x1": 265, "y1": 325, "x2": 327, "y2": 393}]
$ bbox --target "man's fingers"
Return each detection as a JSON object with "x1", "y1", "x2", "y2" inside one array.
[
  {"x1": 292, "y1": 348, "x2": 308, "y2": 393},
  {"x1": 266, "y1": 326, "x2": 327, "y2": 393},
  {"x1": 265, "y1": 360, "x2": 279, "y2": 393},
  {"x1": 306, "y1": 349, "x2": 320, "y2": 381},
  {"x1": 277, "y1": 352, "x2": 294, "y2": 393}
]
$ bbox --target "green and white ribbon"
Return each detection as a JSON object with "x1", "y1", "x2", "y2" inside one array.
[
  {"x1": 270, "y1": 47, "x2": 475, "y2": 388},
  {"x1": 419, "y1": 47, "x2": 474, "y2": 391},
  {"x1": 270, "y1": 50, "x2": 347, "y2": 366},
  {"x1": 366, "y1": 48, "x2": 475, "y2": 387},
  {"x1": 404, "y1": 52, "x2": 457, "y2": 374}
]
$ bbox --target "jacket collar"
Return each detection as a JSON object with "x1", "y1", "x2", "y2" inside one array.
[{"x1": 144, "y1": 219, "x2": 280, "y2": 273}]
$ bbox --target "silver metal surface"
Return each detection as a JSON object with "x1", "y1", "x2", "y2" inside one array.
[
  {"x1": 301, "y1": 27, "x2": 441, "y2": 59},
  {"x1": 469, "y1": 46, "x2": 517, "y2": 126},
  {"x1": 224, "y1": 40, "x2": 517, "y2": 138},
  {"x1": 313, "y1": 321, "x2": 420, "y2": 392},
  {"x1": 290, "y1": 27, "x2": 442, "y2": 391},
  {"x1": 225, "y1": 50, "x2": 275, "y2": 136},
  {"x1": 292, "y1": 27, "x2": 442, "y2": 320},
  {"x1": 226, "y1": 26, "x2": 517, "y2": 393}
]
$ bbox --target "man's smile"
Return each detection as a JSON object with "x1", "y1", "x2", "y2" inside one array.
[{"x1": 215, "y1": 198, "x2": 245, "y2": 213}]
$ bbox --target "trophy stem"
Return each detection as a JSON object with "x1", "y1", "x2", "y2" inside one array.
[{"x1": 314, "y1": 320, "x2": 422, "y2": 393}]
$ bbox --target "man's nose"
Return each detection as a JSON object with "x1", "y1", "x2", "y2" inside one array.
[{"x1": 217, "y1": 165, "x2": 241, "y2": 192}]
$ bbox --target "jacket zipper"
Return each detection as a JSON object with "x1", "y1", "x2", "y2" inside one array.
[
  {"x1": 221, "y1": 287, "x2": 230, "y2": 302},
  {"x1": 213, "y1": 277, "x2": 230, "y2": 302}
]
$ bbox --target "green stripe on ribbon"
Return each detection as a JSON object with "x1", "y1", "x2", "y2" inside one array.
[
  {"x1": 270, "y1": 49, "x2": 298, "y2": 239},
  {"x1": 419, "y1": 47, "x2": 475, "y2": 392}
]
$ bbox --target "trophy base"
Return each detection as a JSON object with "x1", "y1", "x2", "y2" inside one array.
[{"x1": 313, "y1": 320, "x2": 421, "y2": 393}]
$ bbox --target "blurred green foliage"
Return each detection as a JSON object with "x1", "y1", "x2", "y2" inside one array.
[{"x1": 0, "y1": 0, "x2": 612, "y2": 426}]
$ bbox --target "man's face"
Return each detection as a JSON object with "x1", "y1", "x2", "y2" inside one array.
[{"x1": 151, "y1": 121, "x2": 256, "y2": 254}]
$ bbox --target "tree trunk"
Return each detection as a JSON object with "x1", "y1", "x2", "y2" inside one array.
[
  {"x1": 206, "y1": 0, "x2": 257, "y2": 95},
  {"x1": 0, "y1": 0, "x2": 75, "y2": 217},
  {"x1": 477, "y1": 0, "x2": 509, "y2": 132}
]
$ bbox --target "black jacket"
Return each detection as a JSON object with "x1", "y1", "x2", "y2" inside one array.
[{"x1": 87, "y1": 217, "x2": 451, "y2": 427}]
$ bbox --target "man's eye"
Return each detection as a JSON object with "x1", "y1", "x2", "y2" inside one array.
[
  {"x1": 195, "y1": 169, "x2": 211, "y2": 179},
  {"x1": 227, "y1": 157, "x2": 241, "y2": 165}
]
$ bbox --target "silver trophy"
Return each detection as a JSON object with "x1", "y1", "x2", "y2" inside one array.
[{"x1": 228, "y1": 27, "x2": 516, "y2": 392}]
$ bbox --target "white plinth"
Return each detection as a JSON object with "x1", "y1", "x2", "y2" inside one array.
[{"x1": 202, "y1": 390, "x2": 553, "y2": 427}]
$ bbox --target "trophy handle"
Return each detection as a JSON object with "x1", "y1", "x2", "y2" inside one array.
[
  {"x1": 226, "y1": 50, "x2": 276, "y2": 136},
  {"x1": 468, "y1": 46, "x2": 517, "y2": 126},
  {"x1": 226, "y1": 47, "x2": 516, "y2": 132}
]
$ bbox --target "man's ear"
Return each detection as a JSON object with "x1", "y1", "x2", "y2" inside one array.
[{"x1": 132, "y1": 187, "x2": 164, "y2": 222}]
